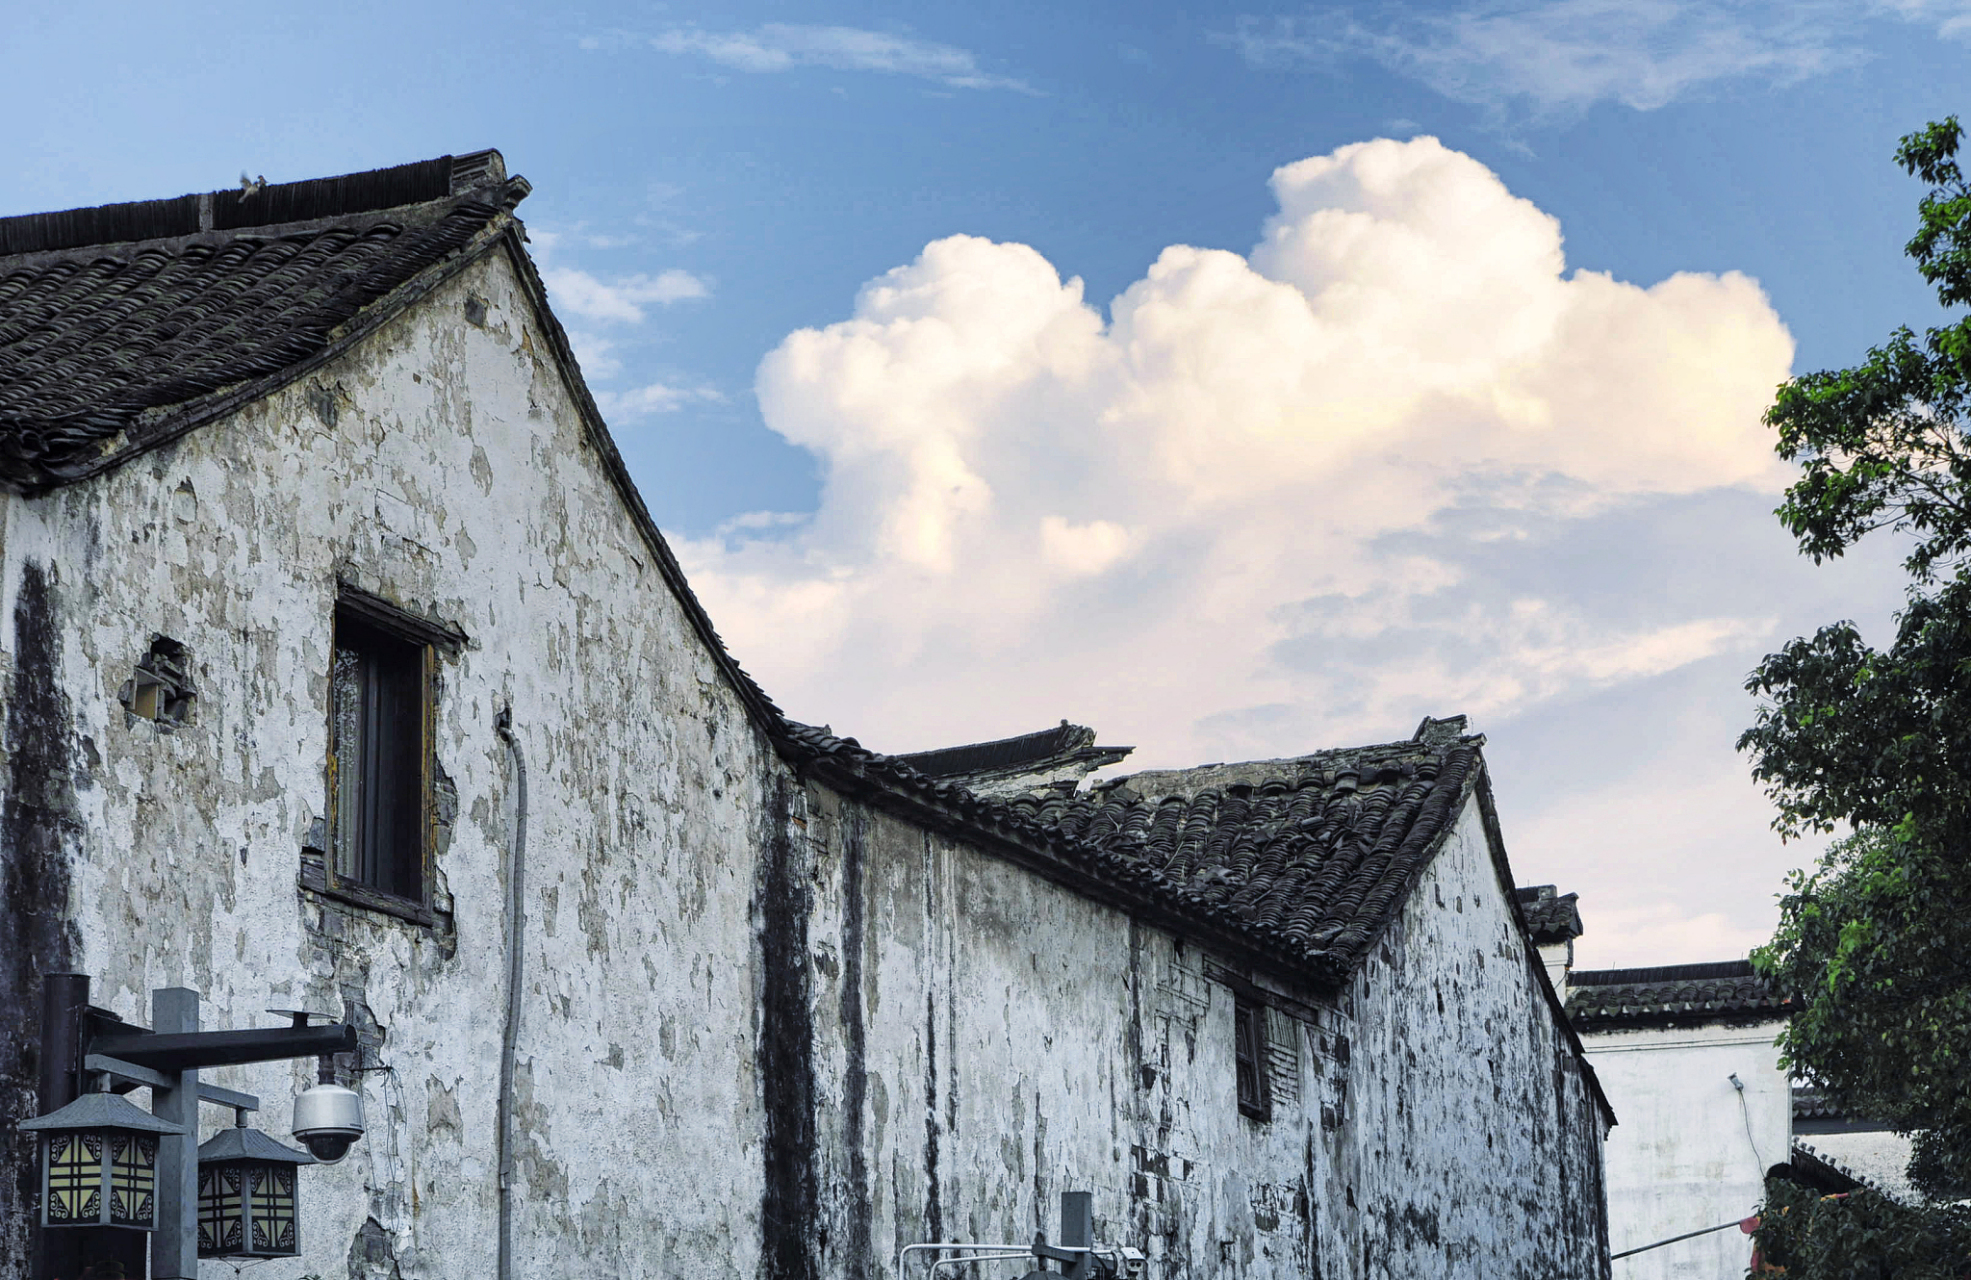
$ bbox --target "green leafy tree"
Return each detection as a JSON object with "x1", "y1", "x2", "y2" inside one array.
[
  {"x1": 1740, "y1": 116, "x2": 1971, "y2": 1268},
  {"x1": 1752, "y1": 1181, "x2": 1971, "y2": 1278}
]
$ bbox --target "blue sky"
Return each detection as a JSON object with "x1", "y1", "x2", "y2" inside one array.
[{"x1": 7, "y1": 2, "x2": 1968, "y2": 963}]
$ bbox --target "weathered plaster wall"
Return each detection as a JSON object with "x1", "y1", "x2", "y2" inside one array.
[
  {"x1": 0, "y1": 246, "x2": 780, "y2": 1279},
  {"x1": 800, "y1": 786, "x2": 1609, "y2": 1280},
  {"x1": 1344, "y1": 799, "x2": 1611, "y2": 1280},
  {"x1": 1536, "y1": 939, "x2": 1572, "y2": 992},
  {"x1": 1581, "y1": 1019, "x2": 1786, "y2": 1279}
]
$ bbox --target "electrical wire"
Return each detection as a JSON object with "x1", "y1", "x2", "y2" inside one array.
[{"x1": 1735, "y1": 1077, "x2": 1766, "y2": 1171}]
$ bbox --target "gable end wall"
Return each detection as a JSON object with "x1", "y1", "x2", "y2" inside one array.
[
  {"x1": 1345, "y1": 798, "x2": 1611, "y2": 1279},
  {"x1": 0, "y1": 246, "x2": 780, "y2": 1279}
]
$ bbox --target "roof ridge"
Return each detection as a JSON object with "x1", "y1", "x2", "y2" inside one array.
[
  {"x1": 897, "y1": 720, "x2": 1106, "y2": 778},
  {"x1": 1791, "y1": 1139, "x2": 1911, "y2": 1205},
  {"x1": 1570, "y1": 959, "x2": 1756, "y2": 986},
  {"x1": 1098, "y1": 728, "x2": 1484, "y2": 790},
  {"x1": 0, "y1": 150, "x2": 506, "y2": 258}
]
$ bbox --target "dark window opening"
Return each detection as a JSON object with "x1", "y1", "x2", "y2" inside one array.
[
  {"x1": 1235, "y1": 998, "x2": 1271, "y2": 1120},
  {"x1": 329, "y1": 607, "x2": 430, "y2": 904},
  {"x1": 120, "y1": 635, "x2": 195, "y2": 725}
]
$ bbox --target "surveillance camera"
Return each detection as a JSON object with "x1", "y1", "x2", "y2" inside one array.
[{"x1": 292, "y1": 1080, "x2": 365, "y2": 1165}]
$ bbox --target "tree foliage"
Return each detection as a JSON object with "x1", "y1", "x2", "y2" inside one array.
[
  {"x1": 1740, "y1": 117, "x2": 1971, "y2": 1272},
  {"x1": 1752, "y1": 1180, "x2": 1971, "y2": 1278},
  {"x1": 1769, "y1": 118, "x2": 1971, "y2": 579}
]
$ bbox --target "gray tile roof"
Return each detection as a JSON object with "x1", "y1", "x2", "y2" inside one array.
[
  {"x1": 783, "y1": 719, "x2": 1486, "y2": 982},
  {"x1": 1011, "y1": 730, "x2": 1483, "y2": 960},
  {"x1": 1514, "y1": 885, "x2": 1584, "y2": 945},
  {"x1": 1566, "y1": 959, "x2": 1788, "y2": 1029},
  {"x1": 0, "y1": 151, "x2": 527, "y2": 491}
]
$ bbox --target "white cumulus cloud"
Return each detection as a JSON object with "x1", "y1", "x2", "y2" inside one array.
[
  {"x1": 678, "y1": 136, "x2": 1795, "y2": 772},
  {"x1": 542, "y1": 267, "x2": 711, "y2": 324},
  {"x1": 648, "y1": 24, "x2": 1036, "y2": 92}
]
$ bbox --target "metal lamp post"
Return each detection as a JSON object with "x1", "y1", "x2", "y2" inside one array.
[{"x1": 28, "y1": 973, "x2": 360, "y2": 1280}]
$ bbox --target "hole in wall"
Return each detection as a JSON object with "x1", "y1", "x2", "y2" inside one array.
[
  {"x1": 463, "y1": 295, "x2": 488, "y2": 327},
  {"x1": 118, "y1": 635, "x2": 195, "y2": 727}
]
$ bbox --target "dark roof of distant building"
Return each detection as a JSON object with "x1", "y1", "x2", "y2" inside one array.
[
  {"x1": 1515, "y1": 885, "x2": 1584, "y2": 945},
  {"x1": 1567, "y1": 959, "x2": 1789, "y2": 1029},
  {"x1": 0, "y1": 151, "x2": 527, "y2": 491},
  {"x1": 1791, "y1": 1085, "x2": 1896, "y2": 1134},
  {"x1": 896, "y1": 720, "x2": 1133, "y2": 783}
]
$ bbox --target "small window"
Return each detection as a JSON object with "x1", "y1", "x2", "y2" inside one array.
[
  {"x1": 327, "y1": 604, "x2": 433, "y2": 905},
  {"x1": 1235, "y1": 998, "x2": 1271, "y2": 1120}
]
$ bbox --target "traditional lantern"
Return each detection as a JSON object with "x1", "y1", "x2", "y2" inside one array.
[
  {"x1": 196, "y1": 1114, "x2": 315, "y2": 1258},
  {"x1": 19, "y1": 1089, "x2": 186, "y2": 1231}
]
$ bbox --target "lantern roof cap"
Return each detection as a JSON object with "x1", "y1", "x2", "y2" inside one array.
[
  {"x1": 20, "y1": 1091, "x2": 187, "y2": 1134},
  {"x1": 197, "y1": 1125, "x2": 315, "y2": 1165}
]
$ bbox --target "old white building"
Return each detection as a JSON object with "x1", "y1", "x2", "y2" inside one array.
[
  {"x1": 1564, "y1": 961, "x2": 1789, "y2": 1278},
  {"x1": 0, "y1": 152, "x2": 1611, "y2": 1279},
  {"x1": 1532, "y1": 904, "x2": 1919, "y2": 1276}
]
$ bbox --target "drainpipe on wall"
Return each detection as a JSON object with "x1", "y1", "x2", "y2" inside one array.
[{"x1": 495, "y1": 706, "x2": 529, "y2": 1280}]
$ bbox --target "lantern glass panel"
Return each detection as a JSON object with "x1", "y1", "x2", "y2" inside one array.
[
  {"x1": 198, "y1": 1166, "x2": 244, "y2": 1254},
  {"x1": 45, "y1": 1133, "x2": 103, "y2": 1225},
  {"x1": 250, "y1": 1166, "x2": 298, "y2": 1254},
  {"x1": 108, "y1": 1134, "x2": 157, "y2": 1228}
]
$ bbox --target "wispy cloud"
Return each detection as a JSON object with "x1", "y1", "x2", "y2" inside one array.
[
  {"x1": 593, "y1": 381, "x2": 725, "y2": 418},
  {"x1": 1874, "y1": 0, "x2": 1971, "y2": 37},
  {"x1": 636, "y1": 24, "x2": 1037, "y2": 92},
  {"x1": 568, "y1": 331, "x2": 622, "y2": 380},
  {"x1": 1221, "y1": 0, "x2": 1967, "y2": 116},
  {"x1": 1221, "y1": 1, "x2": 1847, "y2": 114},
  {"x1": 542, "y1": 267, "x2": 711, "y2": 324}
]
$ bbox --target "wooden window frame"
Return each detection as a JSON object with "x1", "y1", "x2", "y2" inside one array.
[
  {"x1": 319, "y1": 589, "x2": 459, "y2": 925},
  {"x1": 1234, "y1": 996, "x2": 1272, "y2": 1121}
]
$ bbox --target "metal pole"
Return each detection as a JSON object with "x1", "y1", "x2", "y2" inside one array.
[
  {"x1": 149, "y1": 988, "x2": 200, "y2": 1280},
  {"x1": 1609, "y1": 1217, "x2": 1747, "y2": 1260},
  {"x1": 34, "y1": 974, "x2": 90, "y2": 1280}
]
